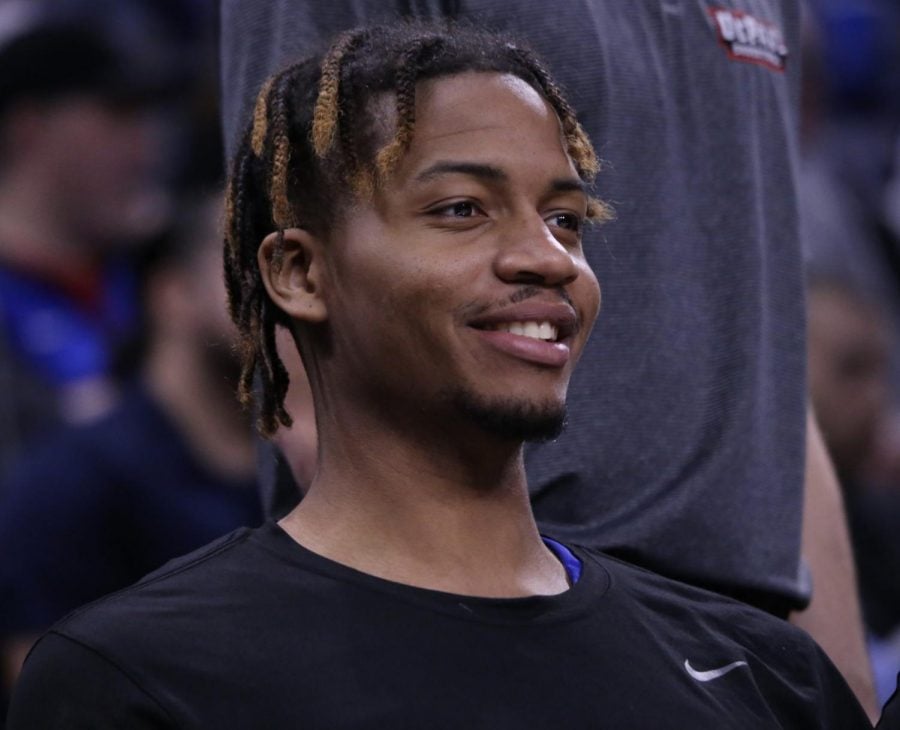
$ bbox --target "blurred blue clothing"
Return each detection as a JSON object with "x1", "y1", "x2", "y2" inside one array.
[
  {"x1": 0, "y1": 383, "x2": 261, "y2": 635},
  {"x1": 0, "y1": 260, "x2": 135, "y2": 386},
  {"x1": 0, "y1": 258, "x2": 139, "y2": 474}
]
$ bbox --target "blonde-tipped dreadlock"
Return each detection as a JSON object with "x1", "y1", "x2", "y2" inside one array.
[
  {"x1": 311, "y1": 30, "x2": 368, "y2": 157},
  {"x1": 268, "y1": 71, "x2": 298, "y2": 231},
  {"x1": 224, "y1": 21, "x2": 611, "y2": 436},
  {"x1": 250, "y1": 77, "x2": 274, "y2": 156},
  {"x1": 373, "y1": 35, "x2": 445, "y2": 180}
]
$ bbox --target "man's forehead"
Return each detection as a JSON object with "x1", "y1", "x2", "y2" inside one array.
[
  {"x1": 415, "y1": 71, "x2": 554, "y2": 130},
  {"x1": 401, "y1": 74, "x2": 570, "y2": 174},
  {"x1": 367, "y1": 71, "x2": 559, "y2": 148}
]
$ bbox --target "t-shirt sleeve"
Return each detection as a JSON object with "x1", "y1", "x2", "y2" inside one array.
[
  {"x1": 7, "y1": 631, "x2": 175, "y2": 729},
  {"x1": 878, "y1": 676, "x2": 900, "y2": 729},
  {"x1": 808, "y1": 641, "x2": 875, "y2": 729}
]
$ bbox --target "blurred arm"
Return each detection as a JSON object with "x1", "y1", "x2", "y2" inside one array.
[{"x1": 791, "y1": 408, "x2": 878, "y2": 721}]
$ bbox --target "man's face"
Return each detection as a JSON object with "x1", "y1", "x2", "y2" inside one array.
[
  {"x1": 808, "y1": 285, "x2": 890, "y2": 476},
  {"x1": 319, "y1": 72, "x2": 601, "y2": 441}
]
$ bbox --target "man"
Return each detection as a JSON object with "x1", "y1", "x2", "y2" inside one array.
[
  {"x1": 8, "y1": 24, "x2": 870, "y2": 728},
  {"x1": 219, "y1": 1, "x2": 877, "y2": 713}
]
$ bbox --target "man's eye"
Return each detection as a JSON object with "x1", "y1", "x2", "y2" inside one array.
[
  {"x1": 431, "y1": 201, "x2": 482, "y2": 218},
  {"x1": 548, "y1": 212, "x2": 582, "y2": 232},
  {"x1": 450, "y1": 201, "x2": 476, "y2": 217}
]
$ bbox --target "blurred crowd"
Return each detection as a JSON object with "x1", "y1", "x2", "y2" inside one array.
[
  {"x1": 0, "y1": 0, "x2": 265, "y2": 721},
  {"x1": 0, "y1": 0, "x2": 897, "y2": 721}
]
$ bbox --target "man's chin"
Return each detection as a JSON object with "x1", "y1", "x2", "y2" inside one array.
[{"x1": 446, "y1": 388, "x2": 567, "y2": 443}]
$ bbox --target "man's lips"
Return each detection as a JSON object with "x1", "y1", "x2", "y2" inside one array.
[
  {"x1": 467, "y1": 301, "x2": 578, "y2": 368},
  {"x1": 468, "y1": 301, "x2": 579, "y2": 338}
]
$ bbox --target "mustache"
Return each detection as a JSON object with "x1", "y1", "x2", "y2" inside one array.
[
  {"x1": 456, "y1": 285, "x2": 579, "y2": 329},
  {"x1": 508, "y1": 285, "x2": 573, "y2": 308}
]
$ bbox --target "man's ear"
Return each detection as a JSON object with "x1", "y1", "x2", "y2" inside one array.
[{"x1": 258, "y1": 228, "x2": 329, "y2": 323}]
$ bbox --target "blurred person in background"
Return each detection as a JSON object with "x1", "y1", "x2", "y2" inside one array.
[
  {"x1": 808, "y1": 274, "x2": 900, "y2": 708},
  {"x1": 800, "y1": 0, "x2": 900, "y2": 402},
  {"x1": 800, "y1": 1, "x2": 900, "y2": 294},
  {"x1": 799, "y1": 3, "x2": 900, "y2": 714},
  {"x1": 0, "y1": 193, "x2": 262, "y2": 708},
  {"x1": 808, "y1": 277, "x2": 891, "y2": 490},
  {"x1": 0, "y1": 5, "x2": 174, "y2": 475}
]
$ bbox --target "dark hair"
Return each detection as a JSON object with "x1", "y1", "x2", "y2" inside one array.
[{"x1": 224, "y1": 21, "x2": 609, "y2": 436}]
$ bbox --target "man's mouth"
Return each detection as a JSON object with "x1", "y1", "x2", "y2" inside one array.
[
  {"x1": 479, "y1": 320, "x2": 559, "y2": 342},
  {"x1": 467, "y1": 303, "x2": 576, "y2": 368}
]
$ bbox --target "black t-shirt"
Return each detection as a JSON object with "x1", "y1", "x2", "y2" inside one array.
[{"x1": 9, "y1": 523, "x2": 870, "y2": 728}]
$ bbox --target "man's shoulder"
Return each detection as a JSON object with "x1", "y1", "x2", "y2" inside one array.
[
  {"x1": 55, "y1": 527, "x2": 258, "y2": 629},
  {"x1": 48, "y1": 522, "x2": 341, "y2": 648},
  {"x1": 9, "y1": 528, "x2": 264, "y2": 727},
  {"x1": 575, "y1": 545, "x2": 871, "y2": 725},
  {"x1": 577, "y1": 545, "x2": 827, "y2": 657},
  {"x1": 12, "y1": 524, "x2": 348, "y2": 728}
]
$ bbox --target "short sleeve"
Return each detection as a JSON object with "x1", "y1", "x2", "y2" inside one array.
[
  {"x1": 878, "y1": 676, "x2": 900, "y2": 729},
  {"x1": 7, "y1": 631, "x2": 174, "y2": 729}
]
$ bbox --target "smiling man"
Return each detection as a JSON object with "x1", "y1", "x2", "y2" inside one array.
[{"x1": 8, "y1": 23, "x2": 871, "y2": 728}]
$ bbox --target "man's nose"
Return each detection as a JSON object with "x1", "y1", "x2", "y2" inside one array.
[{"x1": 492, "y1": 214, "x2": 580, "y2": 287}]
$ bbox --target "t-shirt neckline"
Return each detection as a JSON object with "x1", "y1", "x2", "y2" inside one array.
[{"x1": 253, "y1": 520, "x2": 610, "y2": 626}]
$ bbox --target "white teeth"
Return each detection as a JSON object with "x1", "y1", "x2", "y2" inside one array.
[{"x1": 492, "y1": 320, "x2": 558, "y2": 341}]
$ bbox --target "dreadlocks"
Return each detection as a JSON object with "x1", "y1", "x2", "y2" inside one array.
[{"x1": 224, "y1": 21, "x2": 610, "y2": 436}]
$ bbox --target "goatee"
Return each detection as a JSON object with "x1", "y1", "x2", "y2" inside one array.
[{"x1": 446, "y1": 388, "x2": 567, "y2": 442}]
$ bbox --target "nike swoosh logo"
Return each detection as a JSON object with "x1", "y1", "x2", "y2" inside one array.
[{"x1": 684, "y1": 659, "x2": 748, "y2": 682}]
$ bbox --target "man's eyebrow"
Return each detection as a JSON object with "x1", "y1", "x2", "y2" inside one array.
[
  {"x1": 414, "y1": 161, "x2": 508, "y2": 183},
  {"x1": 548, "y1": 178, "x2": 588, "y2": 195},
  {"x1": 413, "y1": 162, "x2": 588, "y2": 196}
]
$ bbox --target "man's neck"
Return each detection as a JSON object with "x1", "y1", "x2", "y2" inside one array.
[{"x1": 279, "y1": 408, "x2": 569, "y2": 598}]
